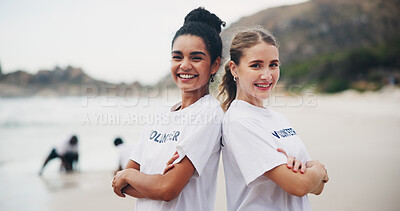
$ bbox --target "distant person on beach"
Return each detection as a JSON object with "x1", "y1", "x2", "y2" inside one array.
[
  {"x1": 112, "y1": 7, "x2": 224, "y2": 210},
  {"x1": 219, "y1": 28, "x2": 329, "y2": 210},
  {"x1": 39, "y1": 135, "x2": 79, "y2": 176},
  {"x1": 113, "y1": 137, "x2": 133, "y2": 175}
]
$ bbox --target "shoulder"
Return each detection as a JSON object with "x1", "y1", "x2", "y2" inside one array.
[
  {"x1": 223, "y1": 112, "x2": 262, "y2": 135},
  {"x1": 268, "y1": 109, "x2": 291, "y2": 124},
  {"x1": 189, "y1": 94, "x2": 224, "y2": 119},
  {"x1": 223, "y1": 100, "x2": 260, "y2": 125},
  {"x1": 198, "y1": 94, "x2": 223, "y2": 111}
]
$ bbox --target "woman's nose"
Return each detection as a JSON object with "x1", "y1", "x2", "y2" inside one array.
[
  {"x1": 180, "y1": 58, "x2": 191, "y2": 70},
  {"x1": 260, "y1": 71, "x2": 272, "y2": 80}
]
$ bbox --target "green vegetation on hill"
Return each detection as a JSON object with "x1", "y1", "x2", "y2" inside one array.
[
  {"x1": 2, "y1": 0, "x2": 400, "y2": 96},
  {"x1": 282, "y1": 38, "x2": 400, "y2": 92},
  {"x1": 221, "y1": 0, "x2": 400, "y2": 93}
]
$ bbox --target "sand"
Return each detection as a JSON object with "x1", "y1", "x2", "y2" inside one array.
[{"x1": 1, "y1": 87, "x2": 399, "y2": 211}]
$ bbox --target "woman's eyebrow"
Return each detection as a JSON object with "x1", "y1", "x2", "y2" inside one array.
[
  {"x1": 190, "y1": 51, "x2": 206, "y2": 56},
  {"x1": 171, "y1": 51, "x2": 206, "y2": 56},
  {"x1": 249, "y1": 60, "x2": 264, "y2": 63},
  {"x1": 171, "y1": 50, "x2": 182, "y2": 54}
]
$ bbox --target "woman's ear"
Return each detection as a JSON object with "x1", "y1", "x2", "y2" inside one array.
[
  {"x1": 211, "y1": 57, "x2": 221, "y2": 75},
  {"x1": 229, "y1": 61, "x2": 238, "y2": 78}
]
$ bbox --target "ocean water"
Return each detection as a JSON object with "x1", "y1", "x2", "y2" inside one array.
[
  {"x1": 0, "y1": 95, "x2": 180, "y2": 174},
  {"x1": 0, "y1": 94, "x2": 184, "y2": 210}
]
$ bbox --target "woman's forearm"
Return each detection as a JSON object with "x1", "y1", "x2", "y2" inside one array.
[
  {"x1": 310, "y1": 181, "x2": 325, "y2": 195},
  {"x1": 122, "y1": 185, "x2": 145, "y2": 198},
  {"x1": 265, "y1": 164, "x2": 326, "y2": 197},
  {"x1": 299, "y1": 166, "x2": 326, "y2": 195},
  {"x1": 124, "y1": 169, "x2": 171, "y2": 201},
  {"x1": 122, "y1": 157, "x2": 195, "y2": 202}
]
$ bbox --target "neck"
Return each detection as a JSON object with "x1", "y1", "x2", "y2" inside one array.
[
  {"x1": 180, "y1": 86, "x2": 209, "y2": 109},
  {"x1": 236, "y1": 90, "x2": 264, "y2": 108}
]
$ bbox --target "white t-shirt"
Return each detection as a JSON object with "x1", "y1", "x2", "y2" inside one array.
[
  {"x1": 130, "y1": 94, "x2": 224, "y2": 211},
  {"x1": 222, "y1": 100, "x2": 312, "y2": 211},
  {"x1": 55, "y1": 139, "x2": 78, "y2": 156},
  {"x1": 116, "y1": 143, "x2": 133, "y2": 168}
]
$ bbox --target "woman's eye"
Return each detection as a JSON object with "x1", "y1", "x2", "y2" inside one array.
[
  {"x1": 192, "y1": 57, "x2": 202, "y2": 61},
  {"x1": 172, "y1": 56, "x2": 182, "y2": 60},
  {"x1": 269, "y1": 62, "x2": 280, "y2": 68},
  {"x1": 250, "y1": 64, "x2": 261, "y2": 68}
]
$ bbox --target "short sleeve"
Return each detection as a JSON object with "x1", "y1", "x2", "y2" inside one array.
[
  {"x1": 174, "y1": 108, "x2": 223, "y2": 178},
  {"x1": 304, "y1": 148, "x2": 312, "y2": 162},
  {"x1": 129, "y1": 127, "x2": 148, "y2": 165},
  {"x1": 224, "y1": 119, "x2": 287, "y2": 186},
  {"x1": 277, "y1": 111, "x2": 312, "y2": 162}
]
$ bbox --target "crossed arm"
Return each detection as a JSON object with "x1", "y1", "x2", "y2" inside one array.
[
  {"x1": 112, "y1": 149, "x2": 328, "y2": 200},
  {"x1": 112, "y1": 154, "x2": 195, "y2": 202},
  {"x1": 266, "y1": 149, "x2": 329, "y2": 197}
]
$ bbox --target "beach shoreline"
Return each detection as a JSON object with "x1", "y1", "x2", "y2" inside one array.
[{"x1": 1, "y1": 88, "x2": 399, "y2": 210}]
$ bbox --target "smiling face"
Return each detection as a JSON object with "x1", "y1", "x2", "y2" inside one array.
[
  {"x1": 230, "y1": 42, "x2": 280, "y2": 107},
  {"x1": 171, "y1": 35, "x2": 219, "y2": 95}
]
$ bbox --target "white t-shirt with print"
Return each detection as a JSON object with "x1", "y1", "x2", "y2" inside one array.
[
  {"x1": 222, "y1": 100, "x2": 312, "y2": 211},
  {"x1": 130, "y1": 94, "x2": 224, "y2": 211}
]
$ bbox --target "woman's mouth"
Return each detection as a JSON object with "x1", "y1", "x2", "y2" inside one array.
[
  {"x1": 177, "y1": 74, "x2": 198, "y2": 79},
  {"x1": 254, "y1": 82, "x2": 273, "y2": 90}
]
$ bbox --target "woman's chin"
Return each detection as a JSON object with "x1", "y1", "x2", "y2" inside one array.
[
  {"x1": 252, "y1": 89, "x2": 272, "y2": 100},
  {"x1": 176, "y1": 84, "x2": 208, "y2": 94}
]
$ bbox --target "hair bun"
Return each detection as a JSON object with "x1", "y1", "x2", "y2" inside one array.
[{"x1": 184, "y1": 7, "x2": 225, "y2": 34}]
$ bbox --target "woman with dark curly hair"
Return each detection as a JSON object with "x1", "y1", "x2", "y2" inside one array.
[{"x1": 112, "y1": 7, "x2": 225, "y2": 211}]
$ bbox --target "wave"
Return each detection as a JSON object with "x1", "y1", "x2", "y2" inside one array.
[{"x1": 0, "y1": 96, "x2": 175, "y2": 127}]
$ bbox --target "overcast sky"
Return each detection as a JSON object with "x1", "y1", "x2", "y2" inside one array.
[{"x1": 0, "y1": 0, "x2": 307, "y2": 85}]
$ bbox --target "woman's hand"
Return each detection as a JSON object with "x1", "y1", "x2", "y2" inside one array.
[
  {"x1": 163, "y1": 151, "x2": 180, "y2": 174},
  {"x1": 111, "y1": 153, "x2": 194, "y2": 201},
  {"x1": 306, "y1": 160, "x2": 329, "y2": 183},
  {"x1": 112, "y1": 169, "x2": 134, "y2": 198},
  {"x1": 277, "y1": 148, "x2": 306, "y2": 174}
]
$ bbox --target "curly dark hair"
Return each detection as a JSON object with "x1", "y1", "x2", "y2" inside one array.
[{"x1": 172, "y1": 7, "x2": 225, "y2": 64}]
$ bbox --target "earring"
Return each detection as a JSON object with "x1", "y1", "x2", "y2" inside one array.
[
  {"x1": 233, "y1": 77, "x2": 237, "y2": 82},
  {"x1": 211, "y1": 74, "x2": 214, "y2": 82}
]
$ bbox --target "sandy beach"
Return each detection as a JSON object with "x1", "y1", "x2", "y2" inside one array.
[{"x1": 1, "y1": 87, "x2": 399, "y2": 211}]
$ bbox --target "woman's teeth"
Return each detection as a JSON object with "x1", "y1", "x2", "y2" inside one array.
[
  {"x1": 179, "y1": 74, "x2": 196, "y2": 79},
  {"x1": 255, "y1": 83, "x2": 271, "y2": 88}
]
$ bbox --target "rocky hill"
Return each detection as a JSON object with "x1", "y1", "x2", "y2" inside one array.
[
  {"x1": 220, "y1": 0, "x2": 400, "y2": 92},
  {"x1": 0, "y1": 66, "x2": 144, "y2": 97},
  {"x1": 2, "y1": 0, "x2": 399, "y2": 96}
]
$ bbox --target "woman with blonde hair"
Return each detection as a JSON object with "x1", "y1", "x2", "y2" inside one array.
[{"x1": 219, "y1": 28, "x2": 329, "y2": 210}]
